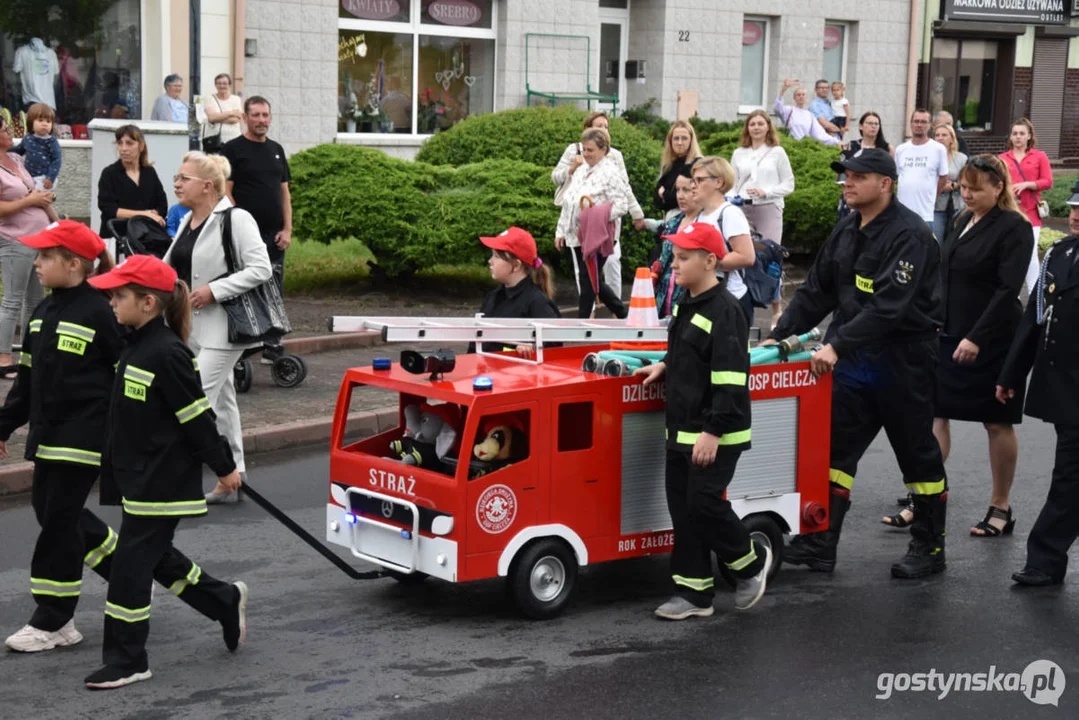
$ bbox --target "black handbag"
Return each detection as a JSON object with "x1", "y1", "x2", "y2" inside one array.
[
  {"x1": 201, "y1": 97, "x2": 225, "y2": 154},
  {"x1": 218, "y1": 208, "x2": 292, "y2": 344}
]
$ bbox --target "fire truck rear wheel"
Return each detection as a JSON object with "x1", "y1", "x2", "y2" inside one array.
[
  {"x1": 387, "y1": 570, "x2": 428, "y2": 585},
  {"x1": 509, "y1": 539, "x2": 578, "y2": 620},
  {"x1": 718, "y1": 514, "x2": 784, "y2": 589}
]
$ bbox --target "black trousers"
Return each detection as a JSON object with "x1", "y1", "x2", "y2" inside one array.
[
  {"x1": 828, "y1": 340, "x2": 947, "y2": 499},
  {"x1": 1025, "y1": 424, "x2": 1079, "y2": 580},
  {"x1": 665, "y1": 449, "x2": 764, "y2": 606},
  {"x1": 103, "y1": 513, "x2": 236, "y2": 671},
  {"x1": 573, "y1": 246, "x2": 626, "y2": 319}
]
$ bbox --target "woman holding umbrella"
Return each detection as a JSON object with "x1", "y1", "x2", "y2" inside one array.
[{"x1": 555, "y1": 127, "x2": 642, "y2": 319}]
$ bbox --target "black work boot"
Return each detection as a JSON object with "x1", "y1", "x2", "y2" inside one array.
[
  {"x1": 891, "y1": 492, "x2": 947, "y2": 579},
  {"x1": 784, "y1": 487, "x2": 850, "y2": 573}
]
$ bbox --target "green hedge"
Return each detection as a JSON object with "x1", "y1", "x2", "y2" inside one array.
[
  {"x1": 701, "y1": 130, "x2": 842, "y2": 253},
  {"x1": 1043, "y1": 172, "x2": 1078, "y2": 218},
  {"x1": 290, "y1": 144, "x2": 558, "y2": 278}
]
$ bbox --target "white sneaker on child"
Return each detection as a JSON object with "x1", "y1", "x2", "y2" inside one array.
[{"x1": 5, "y1": 620, "x2": 83, "y2": 652}]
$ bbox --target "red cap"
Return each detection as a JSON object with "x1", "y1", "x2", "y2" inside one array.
[
  {"x1": 662, "y1": 222, "x2": 728, "y2": 259},
  {"x1": 20, "y1": 220, "x2": 106, "y2": 261},
  {"x1": 88, "y1": 254, "x2": 178, "y2": 293},
  {"x1": 479, "y1": 227, "x2": 540, "y2": 268}
]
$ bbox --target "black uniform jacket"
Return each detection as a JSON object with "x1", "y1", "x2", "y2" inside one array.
[
  {"x1": 101, "y1": 317, "x2": 235, "y2": 516},
  {"x1": 0, "y1": 282, "x2": 124, "y2": 466},
  {"x1": 940, "y1": 207, "x2": 1031, "y2": 346},
  {"x1": 662, "y1": 283, "x2": 752, "y2": 453},
  {"x1": 469, "y1": 276, "x2": 561, "y2": 353},
  {"x1": 770, "y1": 198, "x2": 943, "y2": 356},
  {"x1": 999, "y1": 234, "x2": 1079, "y2": 426}
]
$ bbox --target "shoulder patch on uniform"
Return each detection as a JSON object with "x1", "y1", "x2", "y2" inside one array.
[{"x1": 894, "y1": 260, "x2": 914, "y2": 285}]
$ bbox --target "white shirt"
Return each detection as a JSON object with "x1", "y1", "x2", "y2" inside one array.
[
  {"x1": 831, "y1": 97, "x2": 850, "y2": 118},
  {"x1": 896, "y1": 139, "x2": 949, "y2": 222},
  {"x1": 730, "y1": 144, "x2": 796, "y2": 210},
  {"x1": 13, "y1": 42, "x2": 59, "y2": 109},
  {"x1": 198, "y1": 94, "x2": 244, "y2": 144},
  {"x1": 695, "y1": 203, "x2": 751, "y2": 300}
]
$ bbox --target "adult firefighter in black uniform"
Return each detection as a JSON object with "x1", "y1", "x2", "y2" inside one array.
[
  {"x1": 766, "y1": 149, "x2": 949, "y2": 578},
  {"x1": 997, "y1": 182, "x2": 1079, "y2": 587},
  {"x1": 84, "y1": 255, "x2": 246, "y2": 690}
]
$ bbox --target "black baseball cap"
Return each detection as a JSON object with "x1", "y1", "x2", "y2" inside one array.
[{"x1": 831, "y1": 148, "x2": 897, "y2": 180}]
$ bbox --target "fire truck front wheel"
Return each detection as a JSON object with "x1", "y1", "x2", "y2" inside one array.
[
  {"x1": 509, "y1": 539, "x2": 579, "y2": 620},
  {"x1": 719, "y1": 514, "x2": 785, "y2": 589}
]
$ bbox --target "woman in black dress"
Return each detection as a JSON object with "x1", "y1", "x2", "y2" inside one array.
[{"x1": 883, "y1": 154, "x2": 1032, "y2": 536}]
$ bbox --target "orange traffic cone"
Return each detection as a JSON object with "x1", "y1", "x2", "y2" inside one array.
[{"x1": 612, "y1": 267, "x2": 666, "y2": 351}]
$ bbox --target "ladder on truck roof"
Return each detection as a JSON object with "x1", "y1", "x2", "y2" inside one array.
[{"x1": 329, "y1": 315, "x2": 669, "y2": 365}]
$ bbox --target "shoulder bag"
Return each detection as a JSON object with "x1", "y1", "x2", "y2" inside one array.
[
  {"x1": 1006, "y1": 153, "x2": 1050, "y2": 219},
  {"x1": 219, "y1": 208, "x2": 292, "y2": 344},
  {"x1": 201, "y1": 97, "x2": 225, "y2": 154},
  {"x1": 553, "y1": 144, "x2": 581, "y2": 207}
]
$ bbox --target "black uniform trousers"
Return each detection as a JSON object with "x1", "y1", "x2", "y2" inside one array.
[
  {"x1": 1026, "y1": 424, "x2": 1079, "y2": 580},
  {"x1": 828, "y1": 340, "x2": 948, "y2": 507},
  {"x1": 665, "y1": 449, "x2": 765, "y2": 606},
  {"x1": 573, "y1": 246, "x2": 627, "y2": 319},
  {"x1": 103, "y1": 512, "x2": 236, "y2": 671}
]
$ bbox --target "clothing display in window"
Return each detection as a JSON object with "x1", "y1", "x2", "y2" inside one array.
[{"x1": 13, "y1": 39, "x2": 60, "y2": 110}]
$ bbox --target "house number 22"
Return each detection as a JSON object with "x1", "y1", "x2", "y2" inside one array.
[{"x1": 678, "y1": 30, "x2": 690, "y2": 42}]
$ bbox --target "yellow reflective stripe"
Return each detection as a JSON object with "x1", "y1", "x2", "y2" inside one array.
[
  {"x1": 56, "y1": 321, "x2": 96, "y2": 342},
  {"x1": 672, "y1": 304, "x2": 679, "y2": 317},
  {"x1": 83, "y1": 527, "x2": 118, "y2": 569},
  {"x1": 829, "y1": 468, "x2": 855, "y2": 491},
  {"x1": 906, "y1": 479, "x2": 947, "y2": 496},
  {"x1": 29, "y1": 319, "x2": 42, "y2": 333},
  {"x1": 855, "y1": 275, "x2": 874, "y2": 293},
  {"x1": 124, "y1": 365, "x2": 155, "y2": 385},
  {"x1": 673, "y1": 575, "x2": 714, "y2": 591},
  {"x1": 690, "y1": 313, "x2": 713, "y2": 334},
  {"x1": 104, "y1": 601, "x2": 151, "y2": 623},
  {"x1": 30, "y1": 577, "x2": 81, "y2": 597},
  {"x1": 175, "y1": 397, "x2": 212, "y2": 424},
  {"x1": 17, "y1": 352, "x2": 31, "y2": 368},
  {"x1": 726, "y1": 546, "x2": 758, "y2": 572},
  {"x1": 35, "y1": 445, "x2": 102, "y2": 467},
  {"x1": 192, "y1": 358, "x2": 200, "y2": 373},
  {"x1": 674, "y1": 429, "x2": 751, "y2": 446},
  {"x1": 169, "y1": 563, "x2": 202, "y2": 596},
  {"x1": 122, "y1": 498, "x2": 208, "y2": 516},
  {"x1": 711, "y1": 371, "x2": 747, "y2": 386}
]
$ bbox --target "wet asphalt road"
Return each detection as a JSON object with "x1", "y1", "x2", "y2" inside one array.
[{"x1": 1, "y1": 418, "x2": 1077, "y2": 720}]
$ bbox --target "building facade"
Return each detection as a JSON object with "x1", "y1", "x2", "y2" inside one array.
[{"x1": 916, "y1": 0, "x2": 1079, "y2": 160}]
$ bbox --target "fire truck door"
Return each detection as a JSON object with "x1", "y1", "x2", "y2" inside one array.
[{"x1": 549, "y1": 397, "x2": 601, "y2": 539}]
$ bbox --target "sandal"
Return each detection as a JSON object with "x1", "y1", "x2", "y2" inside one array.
[
  {"x1": 882, "y1": 504, "x2": 915, "y2": 528},
  {"x1": 896, "y1": 492, "x2": 913, "y2": 507},
  {"x1": 971, "y1": 505, "x2": 1015, "y2": 537}
]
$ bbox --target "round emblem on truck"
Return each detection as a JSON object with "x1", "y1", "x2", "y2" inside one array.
[{"x1": 476, "y1": 484, "x2": 517, "y2": 534}]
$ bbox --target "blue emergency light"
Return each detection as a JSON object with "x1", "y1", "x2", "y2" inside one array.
[
  {"x1": 372, "y1": 357, "x2": 392, "y2": 371},
  {"x1": 345, "y1": 512, "x2": 359, "y2": 525},
  {"x1": 473, "y1": 375, "x2": 494, "y2": 392}
]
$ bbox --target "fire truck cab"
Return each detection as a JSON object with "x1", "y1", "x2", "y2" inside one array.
[{"x1": 325, "y1": 319, "x2": 831, "y2": 619}]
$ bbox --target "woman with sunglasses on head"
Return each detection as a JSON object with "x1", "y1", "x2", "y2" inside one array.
[
  {"x1": 999, "y1": 118, "x2": 1051, "y2": 296},
  {"x1": 883, "y1": 155, "x2": 1032, "y2": 537},
  {"x1": 165, "y1": 152, "x2": 272, "y2": 505}
]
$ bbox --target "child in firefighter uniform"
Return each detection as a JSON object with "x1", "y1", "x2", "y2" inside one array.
[
  {"x1": 768, "y1": 148, "x2": 948, "y2": 579},
  {"x1": 84, "y1": 255, "x2": 246, "y2": 690},
  {"x1": 635, "y1": 222, "x2": 771, "y2": 620},
  {"x1": 0, "y1": 221, "x2": 124, "y2": 653},
  {"x1": 997, "y1": 183, "x2": 1079, "y2": 587}
]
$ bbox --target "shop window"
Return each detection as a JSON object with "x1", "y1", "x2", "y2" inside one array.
[
  {"x1": 0, "y1": 0, "x2": 142, "y2": 133},
  {"x1": 338, "y1": 0, "x2": 497, "y2": 136},
  {"x1": 557, "y1": 402, "x2": 594, "y2": 453},
  {"x1": 739, "y1": 18, "x2": 769, "y2": 112},
  {"x1": 417, "y1": 36, "x2": 494, "y2": 133},
  {"x1": 338, "y1": 30, "x2": 414, "y2": 134},
  {"x1": 929, "y1": 38, "x2": 998, "y2": 132},
  {"x1": 822, "y1": 23, "x2": 848, "y2": 83}
]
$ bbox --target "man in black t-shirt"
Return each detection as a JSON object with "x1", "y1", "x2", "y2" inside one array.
[{"x1": 223, "y1": 95, "x2": 292, "y2": 289}]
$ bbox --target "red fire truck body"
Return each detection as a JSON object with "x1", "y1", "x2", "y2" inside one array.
[{"x1": 326, "y1": 344, "x2": 831, "y2": 618}]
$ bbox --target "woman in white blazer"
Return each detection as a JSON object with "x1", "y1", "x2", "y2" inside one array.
[{"x1": 166, "y1": 151, "x2": 273, "y2": 503}]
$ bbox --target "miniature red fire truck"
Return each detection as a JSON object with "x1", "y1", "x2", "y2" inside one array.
[{"x1": 324, "y1": 317, "x2": 831, "y2": 619}]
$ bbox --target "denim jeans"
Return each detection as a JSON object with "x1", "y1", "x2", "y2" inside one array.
[
  {"x1": 932, "y1": 212, "x2": 951, "y2": 245},
  {"x1": 0, "y1": 237, "x2": 45, "y2": 354}
]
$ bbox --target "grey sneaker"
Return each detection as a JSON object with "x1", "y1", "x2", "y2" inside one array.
[
  {"x1": 734, "y1": 544, "x2": 773, "y2": 611},
  {"x1": 654, "y1": 596, "x2": 714, "y2": 620}
]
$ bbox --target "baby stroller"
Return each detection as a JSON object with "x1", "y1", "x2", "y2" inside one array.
[{"x1": 107, "y1": 218, "x2": 307, "y2": 391}]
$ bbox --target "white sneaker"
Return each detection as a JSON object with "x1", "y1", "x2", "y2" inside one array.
[{"x1": 5, "y1": 620, "x2": 84, "y2": 652}]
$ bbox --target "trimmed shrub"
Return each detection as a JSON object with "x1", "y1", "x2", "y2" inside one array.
[
  {"x1": 621, "y1": 99, "x2": 671, "y2": 142},
  {"x1": 702, "y1": 129, "x2": 843, "y2": 253},
  {"x1": 1043, "y1": 172, "x2": 1078, "y2": 218},
  {"x1": 290, "y1": 144, "x2": 558, "y2": 278}
]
